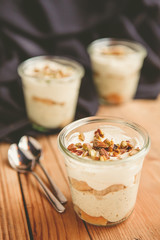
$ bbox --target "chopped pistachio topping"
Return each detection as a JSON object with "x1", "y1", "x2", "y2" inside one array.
[{"x1": 67, "y1": 128, "x2": 140, "y2": 161}]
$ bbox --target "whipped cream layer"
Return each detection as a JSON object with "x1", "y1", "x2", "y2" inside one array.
[
  {"x1": 71, "y1": 184, "x2": 138, "y2": 222},
  {"x1": 66, "y1": 126, "x2": 144, "y2": 190}
]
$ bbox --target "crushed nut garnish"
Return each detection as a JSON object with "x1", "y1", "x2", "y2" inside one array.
[
  {"x1": 89, "y1": 149, "x2": 97, "y2": 159},
  {"x1": 68, "y1": 144, "x2": 77, "y2": 151},
  {"x1": 82, "y1": 151, "x2": 89, "y2": 157},
  {"x1": 129, "y1": 149, "x2": 140, "y2": 156},
  {"x1": 67, "y1": 144, "x2": 83, "y2": 156},
  {"x1": 33, "y1": 65, "x2": 71, "y2": 79},
  {"x1": 100, "y1": 155, "x2": 108, "y2": 161},
  {"x1": 103, "y1": 138, "x2": 110, "y2": 148},
  {"x1": 99, "y1": 148, "x2": 110, "y2": 159},
  {"x1": 79, "y1": 133, "x2": 85, "y2": 141},
  {"x1": 67, "y1": 129, "x2": 140, "y2": 162},
  {"x1": 113, "y1": 151, "x2": 120, "y2": 157},
  {"x1": 93, "y1": 140, "x2": 107, "y2": 148},
  {"x1": 94, "y1": 129, "x2": 104, "y2": 139},
  {"x1": 121, "y1": 141, "x2": 128, "y2": 148},
  {"x1": 75, "y1": 143, "x2": 82, "y2": 148},
  {"x1": 74, "y1": 150, "x2": 83, "y2": 156},
  {"x1": 83, "y1": 143, "x2": 92, "y2": 151}
]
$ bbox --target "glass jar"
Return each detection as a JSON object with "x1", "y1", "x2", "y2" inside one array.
[
  {"x1": 58, "y1": 116, "x2": 150, "y2": 226},
  {"x1": 88, "y1": 38, "x2": 147, "y2": 104},
  {"x1": 18, "y1": 56, "x2": 84, "y2": 131}
]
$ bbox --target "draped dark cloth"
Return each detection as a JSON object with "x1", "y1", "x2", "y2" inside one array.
[{"x1": 0, "y1": 0, "x2": 160, "y2": 142}]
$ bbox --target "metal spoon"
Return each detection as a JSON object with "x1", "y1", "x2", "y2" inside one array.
[
  {"x1": 19, "y1": 136, "x2": 67, "y2": 204},
  {"x1": 8, "y1": 144, "x2": 65, "y2": 213}
]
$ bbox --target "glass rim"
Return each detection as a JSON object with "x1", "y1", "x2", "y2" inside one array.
[
  {"x1": 87, "y1": 38, "x2": 147, "y2": 59},
  {"x1": 58, "y1": 116, "x2": 150, "y2": 166},
  {"x1": 17, "y1": 55, "x2": 85, "y2": 82}
]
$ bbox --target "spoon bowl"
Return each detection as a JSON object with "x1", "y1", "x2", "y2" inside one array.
[
  {"x1": 8, "y1": 143, "x2": 36, "y2": 173},
  {"x1": 8, "y1": 143, "x2": 65, "y2": 213},
  {"x1": 19, "y1": 136, "x2": 41, "y2": 161}
]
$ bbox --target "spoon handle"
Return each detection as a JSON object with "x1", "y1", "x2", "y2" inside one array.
[
  {"x1": 38, "y1": 162, "x2": 67, "y2": 204},
  {"x1": 31, "y1": 171, "x2": 65, "y2": 213}
]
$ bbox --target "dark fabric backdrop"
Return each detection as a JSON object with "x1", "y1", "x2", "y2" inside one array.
[{"x1": 0, "y1": 0, "x2": 160, "y2": 142}]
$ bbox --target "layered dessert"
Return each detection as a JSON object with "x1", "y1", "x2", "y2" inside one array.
[
  {"x1": 18, "y1": 56, "x2": 84, "y2": 130},
  {"x1": 88, "y1": 39, "x2": 147, "y2": 104},
  {"x1": 66, "y1": 127, "x2": 143, "y2": 226}
]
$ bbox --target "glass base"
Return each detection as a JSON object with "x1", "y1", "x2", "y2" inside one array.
[
  {"x1": 74, "y1": 205, "x2": 134, "y2": 227},
  {"x1": 31, "y1": 123, "x2": 61, "y2": 134},
  {"x1": 32, "y1": 123, "x2": 51, "y2": 132}
]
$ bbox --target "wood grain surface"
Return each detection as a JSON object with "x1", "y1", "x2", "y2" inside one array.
[
  {"x1": 0, "y1": 144, "x2": 29, "y2": 240},
  {"x1": 0, "y1": 98, "x2": 160, "y2": 240}
]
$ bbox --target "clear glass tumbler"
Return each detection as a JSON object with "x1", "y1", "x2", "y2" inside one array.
[
  {"x1": 88, "y1": 38, "x2": 147, "y2": 104},
  {"x1": 18, "y1": 56, "x2": 84, "y2": 131},
  {"x1": 58, "y1": 116, "x2": 150, "y2": 226}
]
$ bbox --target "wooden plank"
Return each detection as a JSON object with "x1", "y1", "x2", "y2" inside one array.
[
  {"x1": 0, "y1": 143, "x2": 30, "y2": 240},
  {"x1": 19, "y1": 135, "x2": 90, "y2": 240},
  {"x1": 84, "y1": 98, "x2": 160, "y2": 240},
  {"x1": 2, "y1": 98, "x2": 160, "y2": 240}
]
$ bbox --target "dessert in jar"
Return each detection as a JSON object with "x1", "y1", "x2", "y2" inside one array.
[
  {"x1": 88, "y1": 39, "x2": 147, "y2": 104},
  {"x1": 58, "y1": 117, "x2": 150, "y2": 226},
  {"x1": 18, "y1": 56, "x2": 84, "y2": 131}
]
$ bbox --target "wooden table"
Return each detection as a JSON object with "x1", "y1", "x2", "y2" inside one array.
[{"x1": 0, "y1": 99, "x2": 160, "y2": 240}]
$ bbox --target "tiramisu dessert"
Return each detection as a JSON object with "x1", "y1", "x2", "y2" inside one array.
[
  {"x1": 58, "y1": 117, "x2": 150, "y2": 226},
  {"x1": 88, "y1": 39, "x2": 147, "y2": 104},
  {"x1": 18, "y1": 56, "x2": 84, "y2": 130}
]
